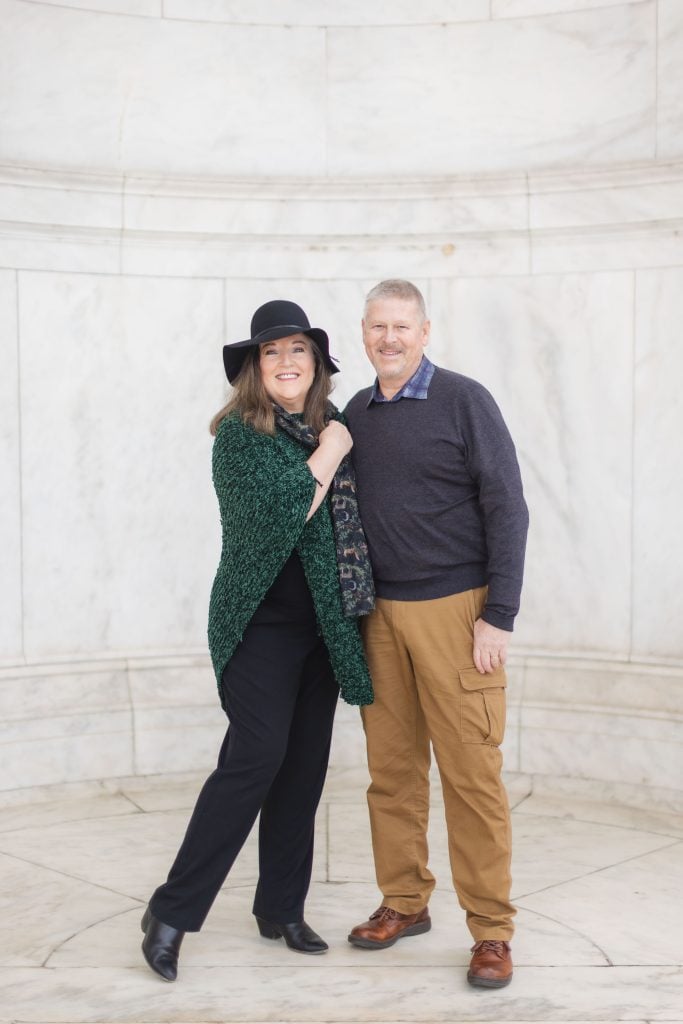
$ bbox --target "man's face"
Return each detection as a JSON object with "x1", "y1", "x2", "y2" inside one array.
[{"x1": 362, "y1": 297, "x2": 430, "y2": 391}]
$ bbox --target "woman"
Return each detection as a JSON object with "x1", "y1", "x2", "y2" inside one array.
[{"x1": 141, "y1": 300, "x2": 374, "y2": 982}]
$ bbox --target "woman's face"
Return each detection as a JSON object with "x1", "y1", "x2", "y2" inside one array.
[{"x1": 259, "y1": 334, "x2": 316, "y2": 413}]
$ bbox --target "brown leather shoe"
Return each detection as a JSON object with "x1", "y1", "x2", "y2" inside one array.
[
  {"x1": 467, "y1": 939, "x2": 513, "y2": 988},
  {"x1": 348, "y1": 905, "x2": 431, "y2": 949}
]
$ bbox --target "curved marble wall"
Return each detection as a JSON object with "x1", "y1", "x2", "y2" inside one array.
[{"x1": 1, "y1": 0, "x2": 682, "y2": 809}]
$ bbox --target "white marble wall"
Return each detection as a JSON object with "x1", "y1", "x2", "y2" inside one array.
[
  {"x1": 19, "y1": 273, "x2": 222, "y2": 657},
  {"x1": 0, "y1": 0, "x2": 675, "y2": 176},
  {"x1": 1, "y1": 0, "x2": 682, "y2": 804},
  {"x1": 0, "y1": 271, "x2": 21, "y2": 661}
]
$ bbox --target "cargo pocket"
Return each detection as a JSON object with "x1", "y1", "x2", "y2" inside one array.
[{"x1": 459, "y1": 666, "x2": 507, "y2": 746}]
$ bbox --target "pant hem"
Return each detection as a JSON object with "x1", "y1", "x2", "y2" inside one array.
[
  {"x1": 382, "y1": 899, "x2": 430, "y2": 916},
  {"x1": 147, "y1": 898, "x2": 203, "y2": 934},
  {"x1": 253, "y1": 908, "x2": 305, "y2": 925},
  {"x1": 469, "y1": 930, "x2": 515, "y2": 943}
]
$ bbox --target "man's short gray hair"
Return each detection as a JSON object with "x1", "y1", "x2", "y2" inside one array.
[{"x1": 364, "y1": 279, "x2": 428, "y2": 322}]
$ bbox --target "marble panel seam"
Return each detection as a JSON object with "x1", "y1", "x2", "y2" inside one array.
[
  {"x1": 0, "y1": 803, "x2": 143, "y2": 835},
  {"x1": 124, "y1": 664, "x2": 138, "y2": 786},
  {"x1": 513, "y1": 803, "x2": 682, "y2": 840},
  {"x1": 655, "y1": 0, "x2": 661, "y2": 162},
  {"x1": 508, "y1": 786, "x2": 533, "y2": 811},
  {"x1": 523, "y1": 770, "x2": 683, "y2": 814},
  {"x1": 158, "y1": 6, "x2": 493, "y2": 28},
  {"x1": 5, "y1": 225, "x2": 683, "y2": 281},
  {"x1": 13, "y1": 268, "x2": 24, "y2": 665},
  {"x1": 42, "y1": 903, "x2": 145, "y2": 970},
  {"x1": 119, "y1": 791, "x2": 146, "y2": 814},
  {"x1": 515, "y1": 808, "x2": 681, "y2": 843},
  {"x1": 8, "y1": 218, "x2": 683, "y2": 242},
  {"x1": 1, "y1": 707, "x2": 133, "y2": 725},
  {"x1": 520, "y1": 700, "x2": 683, "y2": 724},
  {"x1": 514, "y1": 651, "x2": 683, "y2": 674},
  {"x1": 118, "y1": 228, "x2": 533, "y2": 246},
  {"x1": 525, "y1": 173, "x2": 532, "y2": 275},
  {"x1": 0, "y1": 652, "x2": 211, "y2": 679},
  {"x1": 0, "y1": 221, "x2": 123, "y2": 245},
  {"x1": 0, "y1": 847, "x2": 143, "y2": 904},
  {"x1": 512, "y1": 836, "x2": 681, "y2": 903},
  {"x1": 18, "y1": 0, "x2": 162, "y2": 19},
  {"x1": 530, "y1": 218, "x2": 683, "y2": 239},
  {"x1": 510, "y1": 902, "x2": 612, "y2": 966},
  {"x1": 629, "y1": 266, "x2": 637, "y2": 660},
  {"x1": 6, "y1": 159, "x2": 683, "y2": 197}
]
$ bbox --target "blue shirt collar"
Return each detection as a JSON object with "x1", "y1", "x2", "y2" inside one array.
[{"x1": 369, "y1": 356, "x2": 435, "y2": 405}]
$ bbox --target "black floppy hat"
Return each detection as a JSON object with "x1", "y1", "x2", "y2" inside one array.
[{"x1": 223, "y1": 300, "x2": 340, "y2": 384}]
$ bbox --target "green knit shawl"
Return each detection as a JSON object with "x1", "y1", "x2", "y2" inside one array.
[{"x1": 207, "y1": 414, "x2": 373, "y2": 707}]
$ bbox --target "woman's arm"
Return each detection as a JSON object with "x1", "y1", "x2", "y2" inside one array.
[
  {"x1": 214, "y1": 416, "x2": 316, "y2": 544},
  {"x1": 305, "y1": 420, "x2": 353, "y2": 521}
]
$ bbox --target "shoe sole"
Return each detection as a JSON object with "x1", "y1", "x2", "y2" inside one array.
[
  {"x1": 259, "y1": 934, "x2": 328, "y2": 956},
  {"x1": 467, "y1": 972, "x2": 513, "y2": 988},
  {"x1": 257, "y1": 918, "x2": 328, "y2": 955},
  {"x1": 347, "y1": 918, "x2": 431, "y2": 949}
]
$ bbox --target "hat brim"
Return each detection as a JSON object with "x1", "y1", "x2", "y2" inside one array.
[{"x1": 223, "y1": 325, "x2": 339, "y2": 383}]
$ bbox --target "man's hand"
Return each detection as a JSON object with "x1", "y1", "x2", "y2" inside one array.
[{"x1": 472, "y1": 618, "x2": 510, "y2": 675}]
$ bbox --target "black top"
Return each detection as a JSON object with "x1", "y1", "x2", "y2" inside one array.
[
  {"x1": 345, "y1": 367, "x2": 528, "y2": 631},
  {"x1": 250, "y1": 550, "x2": 316, "y2": 625}
]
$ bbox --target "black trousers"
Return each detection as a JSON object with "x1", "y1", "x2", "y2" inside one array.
[{"x1": 149, "y1": 616, "x2": 339, "y2": 932}]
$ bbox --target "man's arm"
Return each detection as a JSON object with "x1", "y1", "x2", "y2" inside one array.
[{"x1": 458, "y1": 380, "x2": 529, "y2": 666}]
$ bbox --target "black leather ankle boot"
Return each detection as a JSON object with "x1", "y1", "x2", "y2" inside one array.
[
  {"x1": 141, "y1": 906, "x2": 185, "y2": 981},
  {"x1": 256, "y1": 916, "x2": 328, "y2": 954}
]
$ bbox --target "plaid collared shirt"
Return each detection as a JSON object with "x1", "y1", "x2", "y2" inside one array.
[{"x1": 368, "y1": 356, "x2": 435, "y2": 405}]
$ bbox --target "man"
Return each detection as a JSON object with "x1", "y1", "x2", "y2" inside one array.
[{"x1": 344, "y1": 280, "x2": 528, "y2": 989}]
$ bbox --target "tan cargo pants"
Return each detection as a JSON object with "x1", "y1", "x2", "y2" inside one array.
[{"x1": 360, "y1": 586, "x2": 515, "y2": 941}]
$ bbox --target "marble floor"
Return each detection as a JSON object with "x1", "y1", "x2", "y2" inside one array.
[{"x1": 1, "y1": 766, "x2": 682, "y2": 1024}]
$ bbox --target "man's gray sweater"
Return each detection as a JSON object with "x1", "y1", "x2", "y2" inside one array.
[{"x1": 345, "y1": 367, "x2": 529, "y2": 632}]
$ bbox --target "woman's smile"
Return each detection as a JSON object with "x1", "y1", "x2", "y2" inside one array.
[{"x1": 260, "y1": 335, "x2": 315, "y2": 412}]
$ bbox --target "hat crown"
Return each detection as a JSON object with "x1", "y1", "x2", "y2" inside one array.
[{"x1": 251, "y1": 300, "x2": 311, "y2": 339}]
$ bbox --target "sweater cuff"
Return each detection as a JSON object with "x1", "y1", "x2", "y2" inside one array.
[{"x1": 481, "y1": 609, "x2": 515, "y2": 632}]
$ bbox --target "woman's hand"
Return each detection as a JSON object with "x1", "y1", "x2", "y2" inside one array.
[{"x1": 318, "y1": 420, "x2": 353, "y2": 458}]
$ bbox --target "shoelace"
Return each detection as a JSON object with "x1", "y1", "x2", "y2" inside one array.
[
  {"x1": 370, "y1": 906, "x2": 401, "y2": 922},
  {"x1": 472, "y1": 939, "x2": 509, "y2": 958}
]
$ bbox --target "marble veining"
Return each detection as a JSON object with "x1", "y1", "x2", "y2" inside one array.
[
  {"x1": 22, "y1": 0, "x2": 645, "y2": 27},
  {"x1": 657, "y1": 0, "x2": 683, "y2": 161},
  {"x1": 530, "y1": 177, "x2": 683, "y2": 229},
  {"x1": 163, "y1": 0, "x2": 491, "y2": 26},
  {"x1": 0, "y1": 270, "x2": 21, "y2": 661},
  {"x1": 531, "y1": 219, "x2": 683, "y2": 273},
  {"x1": 633, "y1": 268, "x2": 683, "y2": 659},
  {"x1": 33, "y1": 0, "x2": 161, "y2": 15},
  {"x1": 492, "y1": 0, "x2": 633, "y2": 18},
  {"x1": 0, "y1": 767, "x2": 681, "y2": 1022},
  {"x1": 429, "y1": 273, "x2": 634, "y2": 656},
  {"x1": 1, "y1": 0, "x2": 683, "y2": 830},
  {"x1": 0, "y1": 2, "x2": 661, "y2": 176},
  {"x1": 326, "y1": 6, "x2": 656, "y2": 175},
  {"x1": 0, "y1": 2, "x2": 328, "y2": 177},
  {"x1": 17, "y1": 272, "x2": 222, "y2": 658}
]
